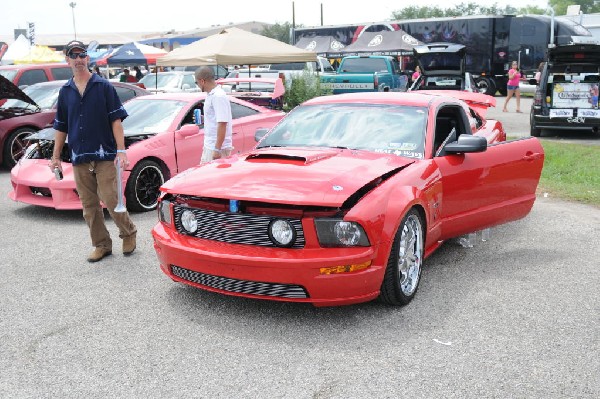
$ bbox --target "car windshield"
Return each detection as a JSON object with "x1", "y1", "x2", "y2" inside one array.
[
  {"x1": 0, "y1": 84, "x2": 60, "y2": 110},
  {"x1": 122, "y1": 99, "x2": 187, "y2": 135},
  {"x1": 139, "y1": 73, "x2": 181, "y2": 89},
  {"x1": 258, "y1": 103, "x2": 427, "y2": 159}
]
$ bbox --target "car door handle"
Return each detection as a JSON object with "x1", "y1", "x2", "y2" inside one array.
[{"x1": 522, "y1": 152, "x2": 542, "y2": 161}]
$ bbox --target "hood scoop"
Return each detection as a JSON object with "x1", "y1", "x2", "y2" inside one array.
[{"x1": 247, "y1": 147, "x2": 340, "y2": 165}]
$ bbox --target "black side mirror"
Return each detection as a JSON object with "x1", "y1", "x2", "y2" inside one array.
[
  {"x1": 254, "y1": 128, "x2": 269, "y2": 142},
  {"x1": 528, "y1": 78, "x2": 538, "y2": 85},
  {"x1": 444, "y1": 134, "x2": 487, "y2": 154}
]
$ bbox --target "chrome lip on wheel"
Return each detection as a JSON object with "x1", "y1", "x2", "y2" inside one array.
[
  {"x1": 135, "y1": 165, "x2": 163, "y2": 209},
  {"x1": 11, "y1": 131, "x2": 32, "y2": 164},
  {"x1": 398, "y1": 214, "x2": 423, "y2": 296}
]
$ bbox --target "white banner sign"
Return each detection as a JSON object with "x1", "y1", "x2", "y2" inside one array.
[
  {"x1": 552, "y1": 82, "x2": 599, "y2": 108},
  {"x1": 578, "y1": 108, "x2": 600, "y2": 118},
  {"x1": 549, "y1": 109, "x2": 573, "y2": 118}
]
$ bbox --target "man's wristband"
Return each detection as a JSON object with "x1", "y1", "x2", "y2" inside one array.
[
  {"x1": 213, "y1": 148, "x2": 222, "y2": 154},
  {"x1": 116, "y1": 150, "x2": 126, "y2": 153}
]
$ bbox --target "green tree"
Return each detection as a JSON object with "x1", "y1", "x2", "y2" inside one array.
[
  {"x1": 391, "y1": 3, "x2": 553, "y2": 19},
  {"x1": 549, "y1": 0, "x2": 600, "y2": 15},
  {"x1": 261, "y1": 22, "x2": 297, "y2": 44}
]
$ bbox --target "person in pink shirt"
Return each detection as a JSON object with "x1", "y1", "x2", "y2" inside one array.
[
  {"x1": 412, "y1": 66, "x2": 421, "y2": 82},
  {"x1": 503, "y1": 61, "x2": 522, "y2": 112}
]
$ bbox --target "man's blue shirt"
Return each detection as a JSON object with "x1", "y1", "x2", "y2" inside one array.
[{"x1": 53, "y1": 73, "x2": 128, "y2": 165}]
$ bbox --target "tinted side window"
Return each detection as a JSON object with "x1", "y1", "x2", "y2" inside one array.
[
  {"x1": 51, "y1": 67, "x2": 73, "y2": 80},
  {"x1": 231, "y1": 102, "x2": 258, "y2": 119},
  {"x1": 114, "y1": 86, "x2": 137, "y2": 103},
  {"x1": 18, "y1": 69, "x2": 48, "y2": 86}
]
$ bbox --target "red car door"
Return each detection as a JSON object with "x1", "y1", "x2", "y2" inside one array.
[{"x1": 435, "y1": 137, "x2": 544, "y2": 239}]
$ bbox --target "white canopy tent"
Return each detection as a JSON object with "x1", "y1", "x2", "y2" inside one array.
[
  {"x1": 1, "y1": 34, "x2": 31, "y2": 65},
  {"x1": 157, "y1": 27, "x2": 316, "y2": 66}
]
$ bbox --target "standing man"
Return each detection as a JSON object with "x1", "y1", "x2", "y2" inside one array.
[
  {"x1": 194, "y1": 66, "x2": 233, "y2": 163},
  {"x1": 50, "y1": 40, "x2": 137, "y2": 263}
]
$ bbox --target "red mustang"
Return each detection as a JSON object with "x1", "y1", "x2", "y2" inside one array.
[{"x1": 152, "y1": 91, "x2": 544, "y2": 307}]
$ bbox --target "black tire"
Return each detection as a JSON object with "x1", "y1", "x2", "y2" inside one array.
[
  {"x1": 379, "y1": 209, "x2": 425, "y2": 306},
  {"x1": 477, "y1": 77, "x2": 496, "y2": 96},
  {"x1": 3, "y1": 127, "x2": 36, "y2": 168},
  {"x1": 530, "y1": 112, "x2": 542, "y2": 137},
  {"x1": 125, "y1": 159, "x2": 165, "y2": 212},
  {"x1": 497, "y1": 84, "x2": 507, "y2": 97}
]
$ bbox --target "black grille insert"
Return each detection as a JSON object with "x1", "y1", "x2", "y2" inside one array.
[{"x1": 171, "y1": 265, "x2": 309, "y2": 299}]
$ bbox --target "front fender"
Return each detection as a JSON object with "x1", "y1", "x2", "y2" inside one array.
[{"x1": 344, "y1": 160, "x2": 440, "y2": 267}]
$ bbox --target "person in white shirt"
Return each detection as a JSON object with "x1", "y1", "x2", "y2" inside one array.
[{"x1": 195, "y1": 66, "x2": 233, "y2": 163}]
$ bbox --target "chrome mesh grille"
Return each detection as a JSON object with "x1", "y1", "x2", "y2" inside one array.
[
  {"x1": 171, "y1": 265, "x2": 309, "y2": 299},
  {"x1": 173, "y1": 205, "x2": 305, "y2": 248}
]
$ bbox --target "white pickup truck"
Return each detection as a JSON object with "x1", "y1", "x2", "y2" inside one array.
[{"x1": 267, "y1": 56, "x2": 335, "y2": 84}]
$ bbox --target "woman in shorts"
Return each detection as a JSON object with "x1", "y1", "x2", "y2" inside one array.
[{"x1": 503, "y1": 61, "x2": 522, "y2": 112}]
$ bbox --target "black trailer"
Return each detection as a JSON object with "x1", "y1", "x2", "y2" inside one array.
[{"x1": 293, "y1": 15, "x2": 593, "y2": 95}]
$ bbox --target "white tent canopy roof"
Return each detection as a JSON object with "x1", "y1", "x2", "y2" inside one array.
[
  {"x1": 157, "y1": 27, "x2": 316, "y2": 66},
  {"x1": 1, "y1": 34, "x2": 31, "y2": 65}
]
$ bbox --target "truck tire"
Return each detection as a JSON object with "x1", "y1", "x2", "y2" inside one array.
[
  {"x1": 476, "y1": 77, "x2": 496, "y2": 96},
  {"x1": 530, "y1": 112, "x2": 542, "y2": 137},
  {"x1": 497, "y1": 77, "x2": 508, "y2": 96}
]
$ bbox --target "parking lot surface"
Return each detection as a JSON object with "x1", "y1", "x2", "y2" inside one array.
[{"x1": 1, "y1": 163, "x2": 599, "y2": 398}]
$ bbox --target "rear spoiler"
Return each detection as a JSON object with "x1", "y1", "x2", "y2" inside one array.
[
  {"x1": 216, "y1": 77, "x2": 285, "y2": 99},
  {"x1": 421, "y1": 90, "x2": 496, "y2": 117}
]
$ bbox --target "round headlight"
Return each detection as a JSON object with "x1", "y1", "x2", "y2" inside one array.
[
  {"x1": 181, "y1": 210, "x2": 198, "y2": 233},
  {"x1": 334, "y1": 221, "x2": 362, "y2": 246},
  {"x1": 269, "y1": 219, "x2": 296, "y2": 247}
]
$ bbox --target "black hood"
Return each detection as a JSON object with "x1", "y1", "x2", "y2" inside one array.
[{"x1": 0, "y1": 74, "x2": 37, "y2": 106}]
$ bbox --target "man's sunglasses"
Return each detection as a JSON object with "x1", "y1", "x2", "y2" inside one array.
[{"x1": 68, "y1": 52, "x2": 87, "y2": 59}]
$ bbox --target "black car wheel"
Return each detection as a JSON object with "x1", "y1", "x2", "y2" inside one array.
[
  {"x1": 379, "y1": 208, "x2": 425, "y2": 306},
  {"x1": 3, "y1": 127, "x2": 35, "y2": 168},
  {"x1": 125, "y1": 159, "x2": 165, "y2": 212}
]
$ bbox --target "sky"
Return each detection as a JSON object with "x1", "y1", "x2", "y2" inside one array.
[{"x1": 2, "y1": 0, "x2": 550, "y2": 37}]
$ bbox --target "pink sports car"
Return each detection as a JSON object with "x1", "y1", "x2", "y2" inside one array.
[{"x1": 9, "y1": 92, "x2": 285, "y2": 212}]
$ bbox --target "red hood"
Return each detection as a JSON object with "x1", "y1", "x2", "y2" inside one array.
[{"x1": 161, "y1": 147, "x2": 415, "y2": 206}]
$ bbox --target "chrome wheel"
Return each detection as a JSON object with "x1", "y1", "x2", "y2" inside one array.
[
  {"x1": 3, "y1": 128, "x2": 35, "y2": 168},
  {"x1": 397, "y1": 213, "x2": 423, "y2": 296},
  {"x1": 379, "y1": 208, "x2": 425, "y2": 306}
]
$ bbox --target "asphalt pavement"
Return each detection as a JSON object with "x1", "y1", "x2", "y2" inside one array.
[{"x1": 0, "y1": 164, "x2": 599, "y2": 397}]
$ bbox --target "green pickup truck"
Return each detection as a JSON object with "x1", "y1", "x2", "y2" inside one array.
[{"x1": 320, "y1": 55, "x2": 408, "y2": 94}]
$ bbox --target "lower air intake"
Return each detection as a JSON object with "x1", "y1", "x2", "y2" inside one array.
[{"x1": 171, "y1": 265, "x2": 309, "y2": 299}]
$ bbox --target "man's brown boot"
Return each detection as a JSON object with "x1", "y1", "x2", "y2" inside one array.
[
  {"x1": 87, "y1": 247, "x2": 112, "y2": 263},
  {"x1": 123, "y1": 234, "x2": 136, "y2": 256}
]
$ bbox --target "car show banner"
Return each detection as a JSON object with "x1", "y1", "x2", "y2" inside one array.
[{"x1": 552, "y1": 82, "x2": 599, "y2": 109}]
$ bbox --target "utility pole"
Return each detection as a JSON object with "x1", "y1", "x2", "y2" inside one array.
[
  {"x1": 321, "y1": 3, "x2": 323, "y2": 26},
  {"x1": 69, "y1": 2, "x2": 77, "y2": 39}
]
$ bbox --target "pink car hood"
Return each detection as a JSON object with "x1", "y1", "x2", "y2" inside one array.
[{"x1": 161, "y1": 147, "x2": 415, "y2": 207}]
